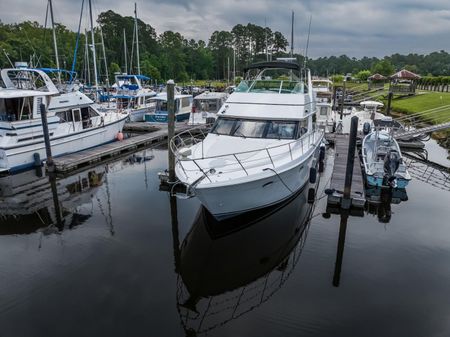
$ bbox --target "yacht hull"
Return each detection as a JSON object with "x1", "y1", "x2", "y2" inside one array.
[
  {"x1": 193, "y1": 147, "x2": 319, "y2": 219},
  {"x1": 0, "y1": 116, "x2": 127, "y2": 172}
]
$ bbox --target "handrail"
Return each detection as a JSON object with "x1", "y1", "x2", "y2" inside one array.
[{"x1": 172, "y1": 129, "x2": 324, "y2": 183}]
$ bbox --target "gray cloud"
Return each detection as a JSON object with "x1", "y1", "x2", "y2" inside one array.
[{"x1": 1, "y1": 0, "x2": 449, "y2": 58}]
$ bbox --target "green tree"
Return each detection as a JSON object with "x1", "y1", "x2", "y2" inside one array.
[{"x1": 371, "y1": 59, "x2": 395, "y2": 76}]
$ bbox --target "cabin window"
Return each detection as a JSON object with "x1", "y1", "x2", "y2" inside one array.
[
  {"x1": 156, "y1": 100, "x2": 168, "y2": 112},
  {"x1": 320, "y1": 106, "x2": 328, "y2": 116},
  {"x1": 298, "y1": 119, "x2": 308, "y2": 137},
  {"x1": 180, "y1": 97, "x2": 191, "y2": 108},
  {"x1": 195, "y1": 99, "x2": 219, "y2": 113},
  {"x1": 0, "y1": 97, "x2": 34, "y2": 121},
  {"x1": 211, "y1": 118, "x2": 299, "y2": 140},
  {"x1": 56, "y1": 110, "x2": 73, "y2": 123}
]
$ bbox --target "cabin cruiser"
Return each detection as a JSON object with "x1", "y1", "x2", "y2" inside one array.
[
  {"x1": 362, "y1": 130, "x2": 411, "y2": 188},
  {"x1": 144, "y1": 92, "x2": 193, "y2": 123},
  {"x1": 0, "y1": 68, "x2": 128, "y2": 173},
  {"x1": 312, "y1": 79, "x2": 334, "y2": 133},
  {"x1": 188, "y1": 91, "x2": 229, "y2": 125},
  {"x1": 171, "y1": 61, "x2": 324, "y2": 219}
]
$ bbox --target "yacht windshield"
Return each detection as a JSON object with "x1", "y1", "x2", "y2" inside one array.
[{"x1": 211, "y1": 118, "x2": 300, "y2": 139}]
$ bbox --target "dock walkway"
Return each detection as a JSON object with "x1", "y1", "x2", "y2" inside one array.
[
  {"x1": 53, "y1": 124, "x2": 205, "y2": 173},
  {"x1": 327, "y1": 134, "x2": 366, "y2": 208}
]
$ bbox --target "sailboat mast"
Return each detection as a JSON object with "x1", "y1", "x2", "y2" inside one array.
[
  {"x1": 85, "y1": 29, "x2": 91, "y2": 85},
  {"x1": 48, "y1": 0, "x2": 60, "y2": 82},
  {"x1": 100, "y1": 27, "x2": 109, "y2": 87},
  {"x1": 88, "y1": 0, "x2": 99, "y2": 90},
  {"x1": 290, "y1": 11, "x2": 294, "y2": 58},
  {"x1": 134, "y1": 2, "x2": 141, "y2": 76},
  {"x1": 123, "y1": 28, "x2": 128, "y2": 74}
]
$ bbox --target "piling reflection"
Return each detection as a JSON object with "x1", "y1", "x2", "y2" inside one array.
[
  {"x1": 173, "y1": 187, "x2": 314, "y2": 336},
  {"x1": 0, "y1": 166, "x2": 106, "y2": 235}
]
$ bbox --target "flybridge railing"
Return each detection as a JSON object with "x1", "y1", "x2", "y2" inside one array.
[{"x1": 170, "y1": 128, "x2": 324, "y2": 183}]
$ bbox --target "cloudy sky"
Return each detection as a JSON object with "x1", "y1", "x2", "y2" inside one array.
[{"x1": 1, "y1": 0, "x2": 450, "y2": 58}]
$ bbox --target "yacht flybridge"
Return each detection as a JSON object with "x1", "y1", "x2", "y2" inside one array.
[
  {"x1": 171, "y1": 61, "x2": 324, "y2": 219},
  {"x1": 0, "y1": 68, "x2": 128, "y2": 173}
]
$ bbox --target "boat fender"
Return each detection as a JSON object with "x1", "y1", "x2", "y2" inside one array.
[
  {"x1": 33, "y1": 153, "x2": 41, "y2": 167},
  {"x1": 309, "y1": 167, "x2": 317, "y2": 184},
  {"x1": 307, "y1": 188, "x2": 315, "y2": 203},
  {"x1": 319, "y1": 145, "x2": 326, "y2": 161},
  {"x1": 363, "y1": 122, "x2": 371, "y2": 135},
  {"x1": 116, "y1": 132, "x2": 124, "y2": 141}
]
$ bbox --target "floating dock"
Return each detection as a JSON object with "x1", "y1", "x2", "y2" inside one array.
[
  {"x1": 327, "y1": 134, "x2": 366, "y2": 209},
  {"x1": 52, "y1": 124, "x2": 206, "y2": 174}
]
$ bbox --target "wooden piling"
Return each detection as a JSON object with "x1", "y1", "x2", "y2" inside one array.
[
  {"x1": 167, "y1": 80, "x2": 176, "y2": 183},
  {"x1": 39, "y1": 103, "x2": 54, "y2": 172},
  {"x1": 342, "y1": 116, "x2": 359, "y2": 208}
]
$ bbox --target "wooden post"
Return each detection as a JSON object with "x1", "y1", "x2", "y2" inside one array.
[
  {"x1": 170, "y1": 194, "x2": 181, "y2": 273},
  {"x1": 167, "y1": 80, "x2": 176, "y2": 183},
  {"x1": 39, "y1": 103, "x2": 54, "y2": 172},
  {"x1": 342, "y1": 116, "x2": 358, "y2": 209},
  {"x1": 386, "y1": 91, "x2": 393, "y2": 116}
]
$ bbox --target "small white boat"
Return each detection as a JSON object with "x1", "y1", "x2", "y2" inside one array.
[
  {"x1": 362, "y1": 130, "x2": 411, "y2": 188},
  {"x1": 312, "y1": 79, "x2": 334, "y2": 133},
  {"x1": 338, "y1": 100, "x2": 386, "y2": 133},
  {"x1": 0, "y1": 68, "x2": 128, "y2": 173},
  {"x1": 171, "y1": 61, "x2": 324, "y2": 219},
  {"x1": 144, "y1": 93, "x2": 193, "y2": 123},
  {"x1": 188, "y1": 91, "x2": 229, "y2": 125}
]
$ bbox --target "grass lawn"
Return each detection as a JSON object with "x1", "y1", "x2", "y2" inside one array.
[{"x1": 390, "y1": 91, "x2": 450, "y2": 124}]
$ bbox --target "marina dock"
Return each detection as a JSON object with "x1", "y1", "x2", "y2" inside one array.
[
  {"x1": 327, "y1": 134, "x2": 366, "y2": 209},
  {"x1": 53, "y1": 124, "x2": 207, "y2": 173}
]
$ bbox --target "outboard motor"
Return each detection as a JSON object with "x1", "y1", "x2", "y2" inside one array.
[
  {"x1": 363, "y1": 122, "x2": 371, "y2": 135},
  {"x1": 383, "y1": 150, "x2": 400, "y2": 187}
]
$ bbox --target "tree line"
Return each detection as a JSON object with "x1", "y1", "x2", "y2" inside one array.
[{"x1": 1, "y1": 11, "x2": 449, "y2": 84}]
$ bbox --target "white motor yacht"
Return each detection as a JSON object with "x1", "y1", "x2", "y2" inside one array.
[
  {"x1": 171, "y1": 61, "x2": 324, "y2": 219},
  {"x1": 0, "y1": 68, "x2": 128, "y2": 173}
]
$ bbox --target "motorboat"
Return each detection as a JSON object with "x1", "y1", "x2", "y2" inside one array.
[
  {"x1": 188, "y1": 91, "x2": 229, "y2": 125},
  {"x1": 312, "y1": 79, "x2": 334, "y2": 133},
  {"x1": 144, "y1": 92, "x2": 192, "y2": 123},
  {"x1": 337, "y1": 100, "x2": 386, "y2": 134},
  {"x1": 362, "y1": 130, "x2": 411, "y2": 188},
  {"x1": 171, "y1": 61, "x2": 324, "y2": 219},
  {"x1": 0, "y1": 68, "x2": 128, "y2": 173}
]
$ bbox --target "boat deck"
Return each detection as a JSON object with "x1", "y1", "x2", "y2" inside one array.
[{"x1": 327, "y1": 134, "x2": 366, "y2": 209}]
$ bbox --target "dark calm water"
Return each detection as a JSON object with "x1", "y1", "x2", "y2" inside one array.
[{"x1": 0, "y1": 141, "x2": 449, "y2": 337}]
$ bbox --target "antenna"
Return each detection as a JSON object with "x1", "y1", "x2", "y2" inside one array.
[
  {"x1": 290, "y1": 11, "x2": 294, "y2": 58},
  {"x1": 304, "y1": 15, "x2": 312, "y2": 69}
]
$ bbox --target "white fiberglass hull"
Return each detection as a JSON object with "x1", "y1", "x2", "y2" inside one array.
[
  {"x1": 191, "y1": 144, "x2": 320, "y2": 219},
  {"x1": 0, "y1": 115, "x2": 127, "y2": 172}
]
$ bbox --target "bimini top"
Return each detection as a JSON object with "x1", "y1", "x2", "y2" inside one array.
[
  {"x1": 360, "y1": 100, "x2": 384, "y2": 107},
  {"x1": 117, "y1": 74, "x2": 151, "y2": 81},
  {"x1": 244, "y1": 61, "x2": 301, "y2": 73}
]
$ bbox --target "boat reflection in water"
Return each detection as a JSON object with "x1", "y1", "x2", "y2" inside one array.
[
  {"x1": 0, "y1": 166, "x2": 106, "y2": 235},
  {"x1": 365, "y1": 187, "x2": 408, "y2": 223},
  {"x1": 175, "y1": 185, "x2": 314, "y2": 335}
]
